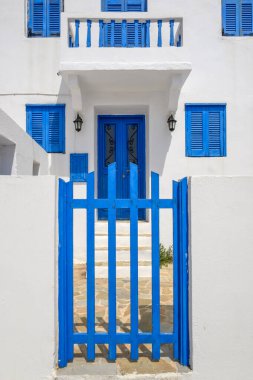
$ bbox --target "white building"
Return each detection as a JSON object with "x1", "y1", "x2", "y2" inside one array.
[
  {"x1": 0, "y1": 1, "x2": 253, "y2": 379},
  {"x1": 1, "y1": 0, "x2": 253, "y2": 253},
  {"x1": 1, "y1": 0, "x2": 253, "y2": 190}
]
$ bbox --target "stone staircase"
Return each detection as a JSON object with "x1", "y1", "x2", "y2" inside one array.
[{"x1": 94, "y1": 221, "x2": 152, "y2": 278}]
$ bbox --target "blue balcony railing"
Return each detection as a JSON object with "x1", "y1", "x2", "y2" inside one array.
[{"x1": 68, "y1": 17, "x2": 182, "y2": 48}]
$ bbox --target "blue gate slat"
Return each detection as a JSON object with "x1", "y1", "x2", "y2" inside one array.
[
  {"x1": 172, "y1": 180, "x2": 179, "y2": 360},
  {"x1": 179, "y1": 178, "x2": 189, "y2": 366},
  {"x1": 151, "y1": 171, "x2": 160, "y2": 360},
  {"x1": 58, "y1": 179, "x2": 68, "y2": 368},
  {"x1": 73, "y1": 332, "x2": 175, "y2": 345},
  {"x1": 130, "y1": 163, "x2": 139, "y2": 361},
  {"x1": 108, "y1": 163, "x2": 117, "y2": 361},
  {"x1": 86, "y1": 172, "x2": 96, "y2": 361},
  {"x1": 66, "y1": 182, "x2": 74, "y2": 362}
]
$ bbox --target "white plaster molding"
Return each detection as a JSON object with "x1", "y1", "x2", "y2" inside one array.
[
  {"x1": 62, "y1": 73, "x2": 83, "y2": 112},
  {"x1": 168, "y1": 72, "x2": 191, "y2": 114}
]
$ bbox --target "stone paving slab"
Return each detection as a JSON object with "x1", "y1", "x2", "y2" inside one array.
[{"x1": 66, "y1": 263, "x2": 178, "y2": 376}]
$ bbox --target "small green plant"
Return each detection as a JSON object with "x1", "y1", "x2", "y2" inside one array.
[{"x1": 160, "y1": 244, "x2": 173, "y2": 268}]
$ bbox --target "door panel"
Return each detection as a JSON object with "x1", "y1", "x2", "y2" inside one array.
[{"x1": 98, "y1": 115, "x2": 146, "y2": 220}]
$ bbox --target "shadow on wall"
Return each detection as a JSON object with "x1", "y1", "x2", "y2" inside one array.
[
  {"x1": 49, "y1": 78, "x2": 72, "y2": 177},
  {"x1": 0, "y1": 137, "x2": 16, "y2": 175},
  {"x1": 0, "y1": 108, "x2": 50, "y2": 175},
  {"x1": 150, "y1": 121, "x2": 173, "y2": 177}
]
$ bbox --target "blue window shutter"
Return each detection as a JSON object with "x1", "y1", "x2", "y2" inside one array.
[
  {"x1": 47, "y1": 107, "x2": 65, "y2": 153},
  {"x1": 114, "y1": 23, "x2": 123, "y2": 46},
  {"x1": 103, "y1": 0, "x2": 146, "y2": 11},
  {"x1": 208, "y1": 110, "x2": 223, "y2": 156},
  {"x1": 126, "y1": 22, "x2": 142, "y2": 46},
  {"x1": 29, "y1": 0, "x2": 45, "y2": 36},
  {"x1": 26, "y1": 105, "x2": 65, "y2": 153},
  {"x1": 104, "y1": 0, "x2": 124, "y2": 11},
  {"x1": 241, "y1": 0, "x2": 253, "y2": 35},
  {"x1": 186, "y1": 105, "x2": 226, "y2": 157},
  {"x1": 70, "y1": 154, "x2": 88, "y2": 182},
  {"x1": 222, "y1": 0, "x2": 240, "y2": 35},
  {"x1": 126, "y1": 0, "x2": 146, "y2": 11},
  {"x1": 105, "y1": 22, "x2": 122, "y2": 46},
  {"x1": 186, "y1": 108, "x2": 205, "y2": 157},
  {"x1": 48, "y1": 0, "x2": 61, "y2": 36},
  {"x1": 26, "y1": 107, "x2": 45, "y2": 148}
]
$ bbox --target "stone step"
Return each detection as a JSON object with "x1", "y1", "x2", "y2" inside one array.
[
  {"x1": 95, "y1": 234, "x2": 151, "y2": 248},
  {"x1": 94, "y1": 250, "x2": 151, "y2": 263},
  {"x1": 95, "y1": 221, "x2": 151, "y2": 235},
  {"x1": 95, "y1": 246, "x2": 151, "y2": 252},
  {"x1": 95, "y1": 261, "x2": 151, "y2": 267}
]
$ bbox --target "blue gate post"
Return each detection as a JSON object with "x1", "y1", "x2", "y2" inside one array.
[
  {"x1": 66, "y1": 182, "x2": 74, "y2": 362},
  {"x1": 172, "y1": 180, "x2": 179, "y2": 361},
  {"x1": 173, "y1": 178, "x2": 189, "y2": 365},
  {"x1": 178, "y1": 178, "x2": 189, "y2": 366},
  {"x1": 58, "y1": 179, "x2": 68, "y2": 368}
]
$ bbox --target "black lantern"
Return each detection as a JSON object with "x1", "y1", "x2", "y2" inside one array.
[
  {"x1": 73, "y1": 114, "x2": 83, "y2": 132},
  {"x1": 167, "y1": 114, "x2": 177, "y2": 132}
]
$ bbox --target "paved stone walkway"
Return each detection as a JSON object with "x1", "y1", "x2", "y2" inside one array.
[{"x1": 71, "y1": 264, "x2": 179, "y2": 375}]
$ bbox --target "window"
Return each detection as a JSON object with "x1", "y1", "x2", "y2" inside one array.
[
  {"x1": 70, "y1": 154, "x2": 89, "y2": 182},
  {"x1": 222, "y1": 0, "x2": 253, "y2": 36},
  {"x1": 102, "y1": 0, "x2": 147, "y2": 12},
  {"x1": 26, "y1": 105, "x2": 65, "y2": 153},
  {"x1": 185, "y1": 104, "x2": 226, "y2": 157},
  {"x1": 28, "y1": 0, "x2": 61, "y2": 37}
]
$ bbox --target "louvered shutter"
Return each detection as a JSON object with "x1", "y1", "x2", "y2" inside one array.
[
  {"x1": 222, "y1": 0, "x2": 240, "y2": 35},
  {"x1": 126, "y1": 0, "x2": 146, "y2": 11},
  {"x1": 104, "y1": 0, "x2": 124, "y2": 11},
  {"x1": 187, "y1": 110, "x2": 205, "y2": 157},
  {"x1": 241, "y1": 0, "x2": 253, "y2": 35},
  {"x1": 47, "y1": 107, "x2": 65, "y2": 153},
  {"x1": 208, "y1": 110, "x2": 224, "y2": 156},
  {"x1": 114, "y1": 23, "x2": 123, "y2": 46},
  {"x1": 126, "y1": 22, "x2": 142, "y2": 46},
  {"x1": 186, "y1": 105, "x2": 226, "y2": 157},
  {"x1": 27, "y1": 107, "x2": 45, "y2": 148},
  {"x1": 48, "y1": 0, "x2": 61, "y2": 36},
  {"x1": 70, "y1": 154, "x2": 89, "y2": 182},
  {"x1": 105, "y1": 22, "x2": 122, "y2": 46},
  {"x1": 29, "y1": 0, "x2": 45, "y2": 36}
]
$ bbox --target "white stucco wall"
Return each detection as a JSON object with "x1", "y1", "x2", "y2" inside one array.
[
  {"x1": 188, "y1": 176, "x2": 253, "y2": 380},
  {"x1": 0, "y1": 0, "x2": 253, "y2": 245},
  {"x1": 0, "y1": 176, "x2": 57, "y2": 380},
  {"x1": 0, "y1": 109, "x2": 49, "y2": 175}
]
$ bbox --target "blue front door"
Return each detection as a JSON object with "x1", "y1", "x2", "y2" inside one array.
[{"x1": 98, "y1": 115, "x2": 146, "y2": 220}]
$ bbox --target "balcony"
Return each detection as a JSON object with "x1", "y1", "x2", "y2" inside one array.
[
  {"x1": 59, "y1": 13, "x2": 191, "y2": 110},
  {"x1": 68, "y1": 17, "x2": 182, "y2": 49}
]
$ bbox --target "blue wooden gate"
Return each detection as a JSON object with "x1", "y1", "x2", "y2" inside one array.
[{"x1": 58, "y1": 163, "x2": 189, "y2": 367}]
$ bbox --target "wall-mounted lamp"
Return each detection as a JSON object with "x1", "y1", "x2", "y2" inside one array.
[
  {"x1": 167, "y1": 114, "x2": 177, "y2": 132},
  {"x1": 73, "y1": 114, "x2": 83, "y2": 132}
]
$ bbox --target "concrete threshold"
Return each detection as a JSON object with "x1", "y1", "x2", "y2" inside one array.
[
  {"x1": 55, "y1": 358, "x2": 191, "y2": 380},
  {"x1": 55, "y1": 356, "x2": 191, "y2": 380}
]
